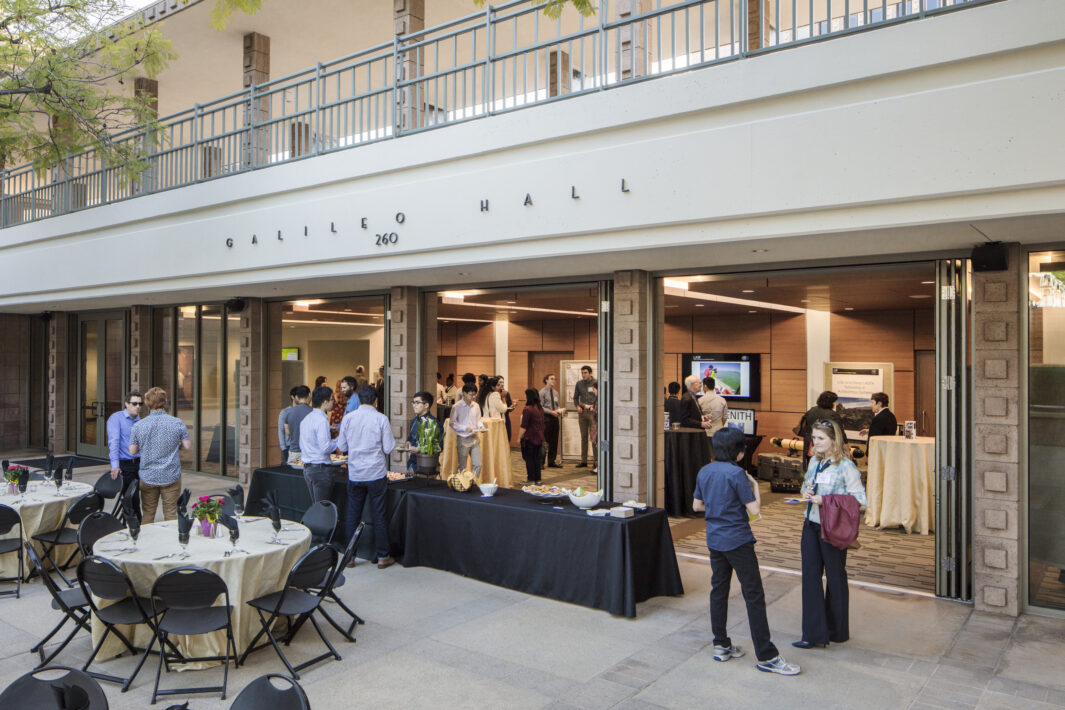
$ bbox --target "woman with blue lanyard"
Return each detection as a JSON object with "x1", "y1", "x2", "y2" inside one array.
[{"x1": 794, "y1": 418, "x2": 867, "y2": 649}]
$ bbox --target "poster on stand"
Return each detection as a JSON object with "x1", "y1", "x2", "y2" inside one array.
[
  {"x1": 561, "y1": 360, "x2": 597, "y2": 461},
  {"x1": 822, "y1": 362, "x2": 894, "y2": 439}
]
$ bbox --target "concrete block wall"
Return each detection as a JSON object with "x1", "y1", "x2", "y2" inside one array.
[
  {"x1": 390, "y1": 287, "x2": 419, "y2": 469},
  {"x1": 238, "y1": 298, "x2": 263, "y2": 484},
  {"x1": 613, "y1": 270, "x2": 651, "y2": 502},
  {"x1": 129, "y1": 306, "x2": 152, "y2": 394},
  {"x1": 971, "y1": 243, "x2": 1022, "y2": 615},
  {"x1": 47, "y1": 313, "x2": 69, "y2": 453},
  {"x1": 0, "y1": 314, "x2": 30, "y2": 450}
]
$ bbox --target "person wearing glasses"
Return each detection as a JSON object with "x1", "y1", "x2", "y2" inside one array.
[
  {"x1": 794, "y1": 418, "x2": 867, "y2": 650},
  {"x1": 406, "y1": 391, "x2": 443, "y2": 473},
  {"x1": 107, "y1": 391, "x2": 143, "y2": 520}
]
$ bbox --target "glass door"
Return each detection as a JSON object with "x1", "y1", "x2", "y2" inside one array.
[{"x1": 77, "y1": 312, "x2": 127, "y2": 459}]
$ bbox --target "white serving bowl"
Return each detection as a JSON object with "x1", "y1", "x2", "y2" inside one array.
[
  {"x1": 568, "y1": 489, "x2": 602, "y2": 509},
  {"x1": 478, "y1": 483, "x2": 498, "y2": 497}
]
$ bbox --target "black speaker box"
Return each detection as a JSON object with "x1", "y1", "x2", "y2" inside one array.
[{"x1": 972, "y1": 242, "x2": 1008, "y2": 272}]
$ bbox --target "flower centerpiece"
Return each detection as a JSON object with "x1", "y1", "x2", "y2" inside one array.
[
  {"x1": 190, "y1": 495, "x2": 225, "y2": 536},
  {"x1": 415, "y1": 417, "x2": 442, "y2": 475},
  {"x1": 3, "y1": 465, "x2": 25, "y2": 495}
]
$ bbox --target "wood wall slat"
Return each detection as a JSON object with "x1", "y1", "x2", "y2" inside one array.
[
  {"x1": 771, "y1": 369, "x2": 807, "y2": 413},
  {"x1": 830, "y1": 310, "x2": 915, "y2": 371},
  {"x1": 770, "y1": 313, "x2": 806, "y2": 369},
  {"x1": 509, "y1": 320, "x2": 542, "y2": 351},
  {"x1": 693, "y1": 313, "x2": 771, "y2": 352}
]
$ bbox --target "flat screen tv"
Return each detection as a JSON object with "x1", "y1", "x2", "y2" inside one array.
[{"x1": 681, "y1": 353, "x2": 761, "y2": 402}]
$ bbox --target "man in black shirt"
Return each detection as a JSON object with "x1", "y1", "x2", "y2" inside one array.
[{"x1": 861, "y1": 391, "x2": 898, "y2": 440}]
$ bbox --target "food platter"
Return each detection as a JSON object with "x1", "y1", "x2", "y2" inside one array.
[{"x1": 520, "y1": 484, "x2": 569, "y2": 499}]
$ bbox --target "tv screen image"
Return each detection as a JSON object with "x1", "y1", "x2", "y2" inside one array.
[{"x1": 681, "y1": 353, "x2": 761, "y2": 402}]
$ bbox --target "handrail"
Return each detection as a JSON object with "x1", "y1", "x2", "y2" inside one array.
[{"x1": 0, "y1": 0, "x2": 987, "y2": 229}]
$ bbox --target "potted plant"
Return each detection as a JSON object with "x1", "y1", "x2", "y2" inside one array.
[
  {"x1": 190, "y1": 495, "x2": 225, "y2": 537},
  {"x1": 415, "y1": 418, "x2": 442, "y2": 475},
  {"x1": 3, "y1": 466, "x2": 22, "y2": 495}
]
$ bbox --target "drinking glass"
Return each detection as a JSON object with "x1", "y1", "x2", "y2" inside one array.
[
  {"x1": 269, "y1": 516, "x2": 282, "y2": 544},
  {"x1": 178, "y1": 531, "x2": 190, "y2": 559},
  {"x1": 54, "y1": 473, "x2": 63, "y2": 494},
  {"x1": 17, "y1": 476, "x2": 27, "y2": 504},
  {"x1": 128, "y1": 526, "x2": 140, "y2": 551}
]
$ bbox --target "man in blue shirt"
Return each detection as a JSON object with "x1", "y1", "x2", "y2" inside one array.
[
  {"x1": 107, "y1": 391, "x2": 143, "y2": 520},
  {"x1": 341, "y1": 376, "x2": 359, "y2": 414},
  {"x1": 299, "y1": 386, "x2": 339, "y2": 504},
  {"x1": 337, "y1": 385, "x2": 396, "y2": 568},
  {"x1": 693, "y1": 427, "x2": 799, "y2": 676}
]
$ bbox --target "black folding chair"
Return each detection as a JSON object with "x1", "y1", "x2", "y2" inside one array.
[
  {"x1": 93, "y1": 472, "x2": 123, "y2": 516},
  {"x1": 300, "y1": 500, "x2": 338, "y2": 546},
  {"x1": 24, "y1": 542, "x2": 92, "y2": 668},
  {"x1": 0, "y1": 504, "x2": 23, "y2": 598},
  {"x1": 31, "y1": 492, "x2": 103, "y2": 587},
  {"x1": 229, "y1": 673, "x2": 309, "y2": 710},
  {"x1": 301, "y1": 522, "x2": 365, "y2": 642},
  {"x1": 77, "y1": 512, "x2": 126, "y2": 559},
  {"x1": 149, "y1": 566, "x2": 237, "y2": 704},
  {"x1": 0, "y1": 665, "x2": 108, "y2": 709},
  {"x1": 239, "y1": 544, "x2": 341, "y2": 679},
  {"x1": 77, "y1": 556, "x2": 162, "y2": 691}
]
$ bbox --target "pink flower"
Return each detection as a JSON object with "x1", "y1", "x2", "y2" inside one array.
[{"x1": 199, "y1": 496, "x2": 209, "y2": 502}]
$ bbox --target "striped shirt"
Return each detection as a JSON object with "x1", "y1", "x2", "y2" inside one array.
[{"x1": 129, "y1": 410, "x2": 189, "y2": 486}]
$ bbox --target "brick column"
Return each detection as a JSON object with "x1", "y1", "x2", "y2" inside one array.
[
  {"x1": 394, "y1": 0, "x2": 425, "y2": 132},
  {"x1": 548, "y1": 49, "x2": 570, "y2": 97},
  {"x1": 615, "y1": 0, "x2": 650, "y2": 81},
  {"x1": 389, "y1": 287, "x2": 421, "y2": 468},
  {"x1": 48, "y1": 313, "x2": 70, "y2": 453},
  {"x1": 613, "y1": 270, "x2": 651, "y2": 502},
  {"x1": 971, "y1": 243, "x2": 1021, "y2": 615},
  {"x1": 748, "y1": 0, "x2": 770, "y2": 50},
  {"x1": 129, "y1": 306, "x2": 152, "y2": 394},
  {"x1": 0, "y1": 314, "x2": 31, "y2": 450},
  {"x1": 241, "y1": 32, "x2": 270, "y2": 170},
  {"x1": 238, "y1": 299, "x2": 264, "y2": 484}
]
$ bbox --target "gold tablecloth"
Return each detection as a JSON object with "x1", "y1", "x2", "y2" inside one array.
[
  {"x1": 91, "y1": 518, "x2": 310, "y2": 667},
  {"x1": 0, "y1": 480, "x2": 94, "y2": 579},
  {"x1": 440, "y1": 418, "x2": 512, "y2": 487},
  {"x1": 865, "y1": 435, "x2": 935, "y2": 534}
]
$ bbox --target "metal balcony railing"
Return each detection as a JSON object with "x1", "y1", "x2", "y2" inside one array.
[{"x1": 0, "y1": 0, "x2": 986, "y2": 228}]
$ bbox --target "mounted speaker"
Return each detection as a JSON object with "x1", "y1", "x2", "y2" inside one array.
[
  {"x1": 39, "y1": 312, "x2": 52, "y2": 322},
  {"x1": 224, "y1": 298, "x2": 246, "y2": 313},
  {"x1": 972, "y1": 242, "x2": 1008, "y2": 272}
]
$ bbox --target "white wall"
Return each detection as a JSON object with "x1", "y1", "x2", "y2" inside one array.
[{"x1": 2, "y1": 0, "x2": 1064, "y2": 311}]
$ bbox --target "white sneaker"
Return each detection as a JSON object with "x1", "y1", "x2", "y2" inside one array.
[
  {"x1": 756, "y1": 655, "x2": 800, "y2": 676},
  {"x1": 712, "y1": 645, "x2": 744, "y2": 662}
]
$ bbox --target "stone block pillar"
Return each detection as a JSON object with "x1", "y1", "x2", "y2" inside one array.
[
  {"x1": 241, "y1": 32, "x2": 270, "y2": 170},
  {"x1": 394, "y1": 0, "x2": 425, "y2": 132},
  {"x1": 0, "y1": 314, "x2": 31, "y2": 450},
  {"x1": 238, "y1": 299, "x2": 264, "y2": 484},
  {"x1": 548, "y1": 49, "x2": 570, "y2": 97},
  {"x1": 615, "y1": 0, "x2": 650, "y2": 81},
  {"x1": 613, "y1": 270, "x2": 651, "y2": 502},
  {"x1": 129, "y1": 306, "x2": 152, "y2": 394},
  {"x1": 971, "y1": 243, "x2": 1021, "y2": 615},
  {"x1": 48, "y1": 313, "x2": 70, "y2": 454},
  {"x1": 389, "y1": 287, "x2": 425, "y2": 468},
  {"x1": 134, "y1": 77, "x2": 159, "y2": 193},
  {"x1": 748, "y1": 0, "x2": 770, "y2": 50}
]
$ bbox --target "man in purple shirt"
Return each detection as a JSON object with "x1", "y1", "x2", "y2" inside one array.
[{"x1": 107, "y1": 391, "x2": 143, "y2": 520}]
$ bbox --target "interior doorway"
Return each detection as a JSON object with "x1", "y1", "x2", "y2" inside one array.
[{"x1": 76, "y1": 312, "x2": 127, "y2": 460}]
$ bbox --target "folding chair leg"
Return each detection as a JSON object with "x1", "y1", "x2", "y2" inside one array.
[
  {"x1": 35, "y1": 610, "x2": 90, "y2": 668},
  {"x1": 258, "y1": 610, "x2": 300, "y2": 679},
  {"x1": 315, "y1": 604, "x2": 356, "y2": 643},
  {"x1": 309, "y1": 613, "x2": 342, "y2": 662},
  {"x1": 121, "y1": 633, "x2": 154, "y2": 693},
  {"x1": 329, "y1": 591, "x2": 364, "y2": 626}
]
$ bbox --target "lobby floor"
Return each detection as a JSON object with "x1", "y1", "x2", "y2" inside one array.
[{"x1": 2, "y1": 449, "x2": 1062, "y2": 709}]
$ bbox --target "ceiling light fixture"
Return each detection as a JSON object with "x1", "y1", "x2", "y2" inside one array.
[
  {"x1": 909, "y1": 294, "x2": 931, "y2": 299},
  {"x1": 742, "y1": 289, "x2": 755, "y2": 293},
  {"x1": 752, "y1": 248, "x2": 768, "y2": 253},
  {"x1": 921, "y1": 281, "x2": 934, "y2": 285}
]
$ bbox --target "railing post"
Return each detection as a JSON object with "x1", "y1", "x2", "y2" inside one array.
[
  {"x1": 392, "y1": 36, "x2": 400, "y2": 137},
  {"x1": 484, "y1": 5, "x2": 493, "y2": 114},
  {"x1": 599, "y1": 0, "x2": 608, "y2": 90},
  {"x1": 192, "y1": 103, "x2": 200, "y2": 182},
  {"x1": 314, "y1": 62, "x2": 323, "y2": 154},
  {"x1": 63, "y1": 157, "x2": 71, "y2": 215},
  {"x1": 0, "y1": 167, "x2": 6, "y2": 228},
  {"x1": 740, "y1": 0, "x2": 749, "y2": 57}
]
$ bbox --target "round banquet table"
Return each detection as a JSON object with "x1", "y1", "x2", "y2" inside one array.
[
  {"x1": 0, "y1": 480, "x2": 94, "y2": 579},
  {"x1": 91, "y1": 518, "x2": 310, "y2": 667},
  {"x1": 865, "y1": 435, "x2": 936, "y2": 534},
  {"x1": 440, "y1": 418, "x2": 511, "y2": 487}
]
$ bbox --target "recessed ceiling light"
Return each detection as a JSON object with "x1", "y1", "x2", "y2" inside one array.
[
  {"x1": 458, "y1": 272, "x2": 469, "y2": 276},
  {"x1": 506, "y1": 301, "x2": 516, "y2": 304},
  {"x1": 752, "y1": 248, "x2": 768, "y2": 253},
  {"x1": 921, "y1": 281, "x2": 934, "y2": 285},
  {"x1": 344, "y1": 308, "x2": 352, "y2": 312},
  {"x1": 742, "y1": 289, "x2": 754, "y2": 293},
  {"x1": 800, "y1": 299, "x2": 810, "y2": 303},
  {"x1": 585, "y1": 308, "x2": 594, "y2": 311},
  {"x1": 909, "y1": 294, "x2": 931, "y2": 299},
  {"x1": 695, "y1": 304, "x2": 704, "y2": 307},
  {"x1": 844, "y1": 307, "x2": 854, "y2": 311},
  {"x1": 748, "y1": 310, "x2": 757, "y2": 313}
]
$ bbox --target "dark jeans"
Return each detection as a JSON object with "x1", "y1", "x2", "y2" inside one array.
[
  {"x1": 118, "y1": 459, "x2": 141, "y2": 522},
  {"x1": 543, "y1": 415, "x2": 560, "y2": 465},
  {"x1": 578, "y1": 408, "x2": 597, "y2": 465},
  {"x1": 521, "y1": 440, "x2": 543, "y2": 483},
  {"x1": 800, "y1": 519, "x2": 850, "y2": 644},
  {"x1": 303, "y1": 464, "x2": 333, "y2": 504},
  {"x1": 347, "y1": 477, "x2": 390, "y2": 560},
  {"x1": 709, "y1": 542, "x2": 778, "y2": 662}
]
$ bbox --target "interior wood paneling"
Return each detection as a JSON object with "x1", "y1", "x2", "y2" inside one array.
[
  {"x1": 692, "y1": 314, "x2": 771, "y2": 352},
  {"x1": 438, "y1": 323, "x2": 457, "y2": 357},
  {"x1": 663, "y1": 353, "x2": 681, "y2": 390},
  {"x1": 771, "y1": 370, "x2": 807, "y2": 413},
  {"x1": 893, "y1": 369, "x2": 915, "y2": 423},
  {"x1": 751, "y1": 410, "x2": 804, "y2": 461},
  {"x1": 456, "y1": 322, "x2": 494, "y2": 356},
  {"x1": 509, "y1": 321, "x2": 542, "y2": 352},
  {"x1": 914, "y1": 308, "x2": 935, "y2": 350},
  {"x1": 507, "y1": 351, "x2": 529, "y2": 446},
  {"x1": 830, "y1": 310, "x2": 915, "y2": 371},
  {"x1": 770, "y1": 314, "x2": 806, "y2": 369},
  {"x1": 664, "y1": 316, "x2": 693, "y2": 353},
  {"x1": 542, "y1": 319, "x2": 575, "y2": 351},
  {"x1": 437, "y1": 356, "x2": 457, "y2": 383},
  {"x1": 456, "y1": 356, "x2": 495, "y2": 379}
]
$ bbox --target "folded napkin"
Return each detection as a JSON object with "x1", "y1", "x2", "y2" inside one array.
[
  {"x1": 177, "y1": 513, "x2": 192, "y2": 535},
  {"x1": 45, "y1": 453, "x2": 54, "y2": 478},
  {"x1": 64, "y1": 459, "x2": 73, "y2": 481},
  {"x1": 261, "y1": 489, "x2": 282, "y2": 528},
  {"x1": 17, "y1": 468, "x2": 29, "y2": 492},
  {"x1": 0, "y1": 460, "x2": 7, "y2": 474},
  {"x1": 121, "y1": 495, "x2": 140, "y2": 537},
  {"x1": 226, "y1": 485, "x2": 244, "y2": 511},
  {"x1": 176, "y1": 488, "x2": 191, "y2": 517},
  {"x1": 218, "y1": 513, "x2": 239, "y2": 542}
]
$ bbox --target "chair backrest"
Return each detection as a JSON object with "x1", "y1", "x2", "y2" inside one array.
[
  {"x1": 229, "y1": 673, "x2": 309, "y2": 710},
  {"x1": 121, "y1": 478, "x2": 139, "y2": 499},
  {"x1": 300, "y1": 500, "x2": 338, "y2": 545},
  {"x1": 323, "y1": 521, "x2": 365, "y2": 590},
  {"x1": 77, "y1": 512, "x2": 125, "y2": 557},
  {"x1": 287, "y1": 544, "x2": 338, "y2": 592},
  {"x1": 77, "y1": 556, "x2": 137, "y2": 603},
  {"x1": 0, "y1": 665, "x2": 108, "y2": 709},
  {"x1": 0, "y1": 504, "x2": 20, "y2": 537},
  {"x1": 152, "y1": 566, "x2": 229, "y2": 611},
  {"x1": 93, "y1": 471, "x2": 123, "y2": 500},
  {"x1": 65, "y1": 492, "x2": 104, "y2": 528},
  {"x1": 24, "y1": 542, "x2": 72, "y2": 609}
]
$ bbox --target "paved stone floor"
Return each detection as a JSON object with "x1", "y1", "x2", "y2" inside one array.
[{"x1": 2, "y1": 449, "x2": 1064, "y2": 709}]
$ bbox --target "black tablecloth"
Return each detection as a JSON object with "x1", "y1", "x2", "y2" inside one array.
[
  {"x1": 399, "y1": 486, "x2": 683, "y2": 617},
  {"x1": 664, "y1": 430, "x2": 711, "y2": 516}
]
